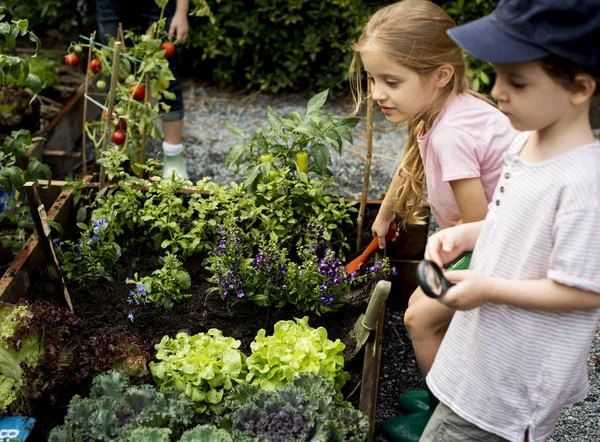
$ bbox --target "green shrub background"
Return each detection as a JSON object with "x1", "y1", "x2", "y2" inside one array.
[{"x1": 4, "y1": 0, "x2": 498, "y2": 93}]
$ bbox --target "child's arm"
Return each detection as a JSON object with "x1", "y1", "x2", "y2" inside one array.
[
  {"x1": 449, "y1": 178, "x2": 489, "y2": 223},
  {"x1": 372, "y1": 168, "x2": 404, "y2": 248},
  {"x1": 442, "y1": 272, "x2": 600, "y2": 311},
  {"x1": 425, "y1": 221, "x2": 484, "y2": 268}
]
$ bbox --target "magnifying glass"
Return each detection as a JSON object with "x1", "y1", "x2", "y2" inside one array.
[{"x1": 416, "y1": 260, "x2": 454, "y2": 299}]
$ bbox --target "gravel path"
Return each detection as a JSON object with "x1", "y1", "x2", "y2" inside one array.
[{"x1": 151, "y1": 82, "x2": 600, "y2": 441}]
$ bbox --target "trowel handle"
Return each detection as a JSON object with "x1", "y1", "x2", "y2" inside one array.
[{"x1": 362, "y1": 280, "x2": 391, "y2": 331}]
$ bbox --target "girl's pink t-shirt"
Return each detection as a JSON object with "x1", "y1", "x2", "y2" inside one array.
[{"x1": 418, "y1": 93, "x2": 519, "y2": 228}]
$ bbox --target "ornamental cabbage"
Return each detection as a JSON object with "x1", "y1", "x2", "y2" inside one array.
[
  {"x1": 150, "y1": 329, "x2": 248, "y2": 414},
  {"x1": 246, "y1": 316, "x2": 349, "y2": 391}
]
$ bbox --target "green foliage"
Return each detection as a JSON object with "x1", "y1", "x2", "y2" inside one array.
[
  {"x1": 150, "y1": 330, "x2": 248, "y2": 414},
  {"x1": 8, "y1": 55, "x2": 58, "y2": 90},
  {"x1": 246, "y1": 316, "x2": 350, "y2": 392},
  {"x1": 179, "y1": 425, "x2": 233, "y2": 442},
  {"x1": 126, "y1": 253, "x2": 191, "y2": 310},
  {"x1": 0, "y1": 7, "x2": 42, "y2": 94},
  {"x1": 226, "y1": 90, "x2": 359, "y2": 190},
  {"x1": 219, "y1": 373, "x2": 369, "y2": 441},
  {"x1": 48, "y1": 371, "x2": 196, "y2": 442},
  {"x1": 0, "y1": 374, "x2": 17, "y2": 415},
  {"x1": 184, "y1": 0, "x2": 370, "y2": 92},
  {"x1": 3, "y1": 0, "x2": 92, "y2": 36},
  {"x1": 0, "y1": 129, "x2": 51, "y2": 194},
  {"x1": 0, "y1": 301, "x2": 83, "y2": 415},
  {"x1": 435, "y1": 0, "x2": 499, "y2": 94}
]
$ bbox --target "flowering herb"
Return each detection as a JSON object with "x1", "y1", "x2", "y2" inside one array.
[{"x1": 126, "y1": 253, "x2": 191, "y2": 311}]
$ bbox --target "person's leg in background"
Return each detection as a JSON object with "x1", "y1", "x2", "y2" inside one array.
[{"x1": 144, "y1": 0, "x2": 188, "y2": 179}]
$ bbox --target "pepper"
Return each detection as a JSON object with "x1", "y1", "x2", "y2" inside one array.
[
  {"x1": 260, "y1": 154, "x2": 273, "y2": 163},
  {"x1": 296, "y1": 152, "x2": 309, "y2": 173}
]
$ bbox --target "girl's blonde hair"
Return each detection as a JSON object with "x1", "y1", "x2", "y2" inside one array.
[{"x1": 349, "y1": 0, "x2": 471, "y2": 225}]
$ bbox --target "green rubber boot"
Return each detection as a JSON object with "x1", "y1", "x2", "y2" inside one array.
[
  {"x1": 398, "y1": 390, "x2": 429, "y2": 414},
  {"x1": 382, "y1": 389, "x2": 440, "y2": 442},
  {"x1": 162, "y1": 141, "x2": 188, "y2": 179}
]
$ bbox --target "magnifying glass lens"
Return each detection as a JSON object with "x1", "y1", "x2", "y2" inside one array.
[{"x1": 424, "y1": 263, "x2": 444, "y2": 296}]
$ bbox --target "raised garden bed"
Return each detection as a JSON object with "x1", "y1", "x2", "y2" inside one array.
[{"x1": 1, "y1": 178, "x2": 428, "y2": 441}]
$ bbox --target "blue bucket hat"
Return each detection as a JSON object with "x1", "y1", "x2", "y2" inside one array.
[{"x1": 447, "y1": 0, "x2": 600, "y2": 68}]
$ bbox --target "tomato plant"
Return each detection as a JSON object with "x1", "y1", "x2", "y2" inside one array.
[
  {"x1": 64, "y1": 53, "x2": 79, "y2": 67},
  {"x1": 160, "y1": 41, "x2": 175, "y2": 59}
]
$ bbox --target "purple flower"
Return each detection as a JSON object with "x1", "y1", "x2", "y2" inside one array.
[
  {"x1": 93, "y1": 218, "x2": 108, "y2": 233},
  {"x1": 127, "y1": 312, "x2": 134, "y2": 322}
]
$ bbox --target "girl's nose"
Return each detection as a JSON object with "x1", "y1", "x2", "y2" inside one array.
[
  {"x1": 371, "y1": 81, "x2": 386, "y2": 102},
  {"x1": 491, "y1": 80, "x2": 506, "y2": 103}
]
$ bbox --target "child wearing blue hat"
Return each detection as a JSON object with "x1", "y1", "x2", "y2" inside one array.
[{"x1": 423, "y1": 0, "x2": 600, "y2": 441}]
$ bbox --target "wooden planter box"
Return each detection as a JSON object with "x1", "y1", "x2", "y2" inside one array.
[
  {"x1": 27, "y1": 86, "x2": 102, "y2": 178},
  {"x1": 0, "y1": 184, "x2": 427, "y2": 442}
]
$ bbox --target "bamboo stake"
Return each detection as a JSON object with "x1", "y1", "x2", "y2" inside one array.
[
  {"x1": 82, "y1": 31, "x2": 96, "y2": 177},
  {"x1": 139, "y1": 26, "x2": 154, "y2": 165},
  {"x1": 99, "y1": 41, "x2": 121, "y2": 190},
  {"x1": 356, "y1": 82, "x2": 374, "y2": 254},
  {"x1": 117, "y1": 22, "x2": 127, "y2": 51},
  {"x1": 24, "y1": 182, "x2": 73, "y2": 311}
]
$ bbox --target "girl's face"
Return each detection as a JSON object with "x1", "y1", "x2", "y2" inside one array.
[
  {"x1": 491, "y1": 61, "x2": 575, "y2": 132},
  {"x1": 360, "y1": 47, "x2": 437, "y2": 124}
]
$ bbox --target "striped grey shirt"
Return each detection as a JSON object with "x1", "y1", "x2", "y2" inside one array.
[{"x1": 427, "y1": 132, "x2": 600, "y2": 442}]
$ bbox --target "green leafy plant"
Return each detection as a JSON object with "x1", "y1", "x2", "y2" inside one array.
[
  {"x1": 219, "y1": 373, "x2": 370, "y2": 442},
  {"x1": 48, "y1": 370, "x2": 196, "y2": 442},
  {"x1": 246, "y1": 316, "x2": 350, "y2": 392},
  {"x1": 226, "y1": 90, "x2": 359, "y2": 190},
  {"x1": 126, "y1": 253, "x2": 191, "y2": 311},
  {"x1": 183, "y1": 0, "x2": 370, "y2": 92},
  {"x1": 179, "y1": 425, "x2": 233, "y2": 442},
  {"x1": 150, "y1": 330, "x2": 248, "y2": 414},
  {"x1": 0, "y1": 7, "x2": 42, "y2": 94},
  {"x1": 8, "y1": 55, "x2": 58, "y2": 90},
  {"x1": 0, "y1": 301, "x2": 83, "y2": 416}
]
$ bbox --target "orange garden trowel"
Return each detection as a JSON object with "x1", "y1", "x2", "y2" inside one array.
[
  {"x1": 345, "y1": 223, "x2": 398, "y2": 275},
  {"x1": 344, "y1": 280, "x2": 392, "y2": 361}
]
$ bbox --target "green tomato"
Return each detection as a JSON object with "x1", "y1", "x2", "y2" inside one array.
[
  {"x1": 96, "y1": 80, "x2": 107, "y2": 90},
  {"x1": 74, "y1": 44, "x2": 83, "y2": 53},
  {"x1": 260, "y1": 154, "x2": 273, "y2": 163}
]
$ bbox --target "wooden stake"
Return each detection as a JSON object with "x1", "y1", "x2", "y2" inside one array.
[
  {"x1": 82, "y1": 31, "x2": 96, "y2": 177},
  {"x1": 23, "y1": 182, "x2": 73, "y2": 311},
  {"x1": 356, "y1": 82, "x2": 374, "y2": 254},
  {"x1": 99, "y1": 41, "x2": 121, "y2": 190},
  {"x1": 139, "y1": 26, "x2": 155, "y2": 165},
  {"x1": 117, "y1": 23, "x2": 127, "y2": 51}
]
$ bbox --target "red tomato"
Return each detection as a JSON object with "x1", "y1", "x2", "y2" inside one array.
[
  {"x1": 89, "y1": 59, "x2": 102, "y2": 75},
  {"x1": 130, "y1": 84, "x2": 146, "y2": 101},
  {"x1": 102, "y1": 109, "x2": 116, "y2": 121},
  {"x1": 161, "y1": 42, "x2": 175, "y2": 59},
  {"x1": 64, "y1": 54, "x2": 79, "y2": 67},
  {"x1": 111, "y1": 131, "x2": 126, "y2": 145},
  {"x1": 115, "y1": 118, "x2": 127, "y2": 131}
]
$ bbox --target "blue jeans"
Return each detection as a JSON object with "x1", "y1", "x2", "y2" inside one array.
[{"x1": 95, "y1": 0, "x2": 184, "y2": 121}]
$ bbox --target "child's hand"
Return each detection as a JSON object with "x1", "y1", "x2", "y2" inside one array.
[
  {"x1": 438, "y1": 270, "x2": 492, "y2": 310},
  {"x1": 372, "y1": 213, "x2": 398, "y2": 249},
  {"x1": 425, "y1": 226, "x2": 466, "y2": 268},
  {"x1": 169, "y1": 12, "x2": 189, "y2": 44}
]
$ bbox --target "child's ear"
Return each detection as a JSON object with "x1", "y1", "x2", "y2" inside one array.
[
  {"x1": 571, "y1": 73, "x2": 596, "y2": 105},
  {"x1": 433, "y1": 64, "x2": 455, "y2": 88}
]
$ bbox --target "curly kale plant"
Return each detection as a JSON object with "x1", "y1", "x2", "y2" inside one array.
[
  {"x1": 219, "y1": 373, "x2": 370, "y2": 442},
  {"x1": 48, "y1": 371, "x2": 195, "y2": 442},
  {"x1": 150, "y1": 329, "x2": 248, "y2": 414},
  {"x1": 246, "y1": 316, "x2": 349, "y2": 392}
]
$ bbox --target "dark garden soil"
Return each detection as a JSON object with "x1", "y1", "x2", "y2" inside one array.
[{"x1": 26, "y1": 242, "x2": 383, "y2": 441}]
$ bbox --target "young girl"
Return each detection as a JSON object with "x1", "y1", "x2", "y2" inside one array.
[
  {"x1": 423, "y1": 1, "x2": 600, "y2": 441},
  {"x1": 349, "y1": 1, "x2": 518, "y2": 439}
]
